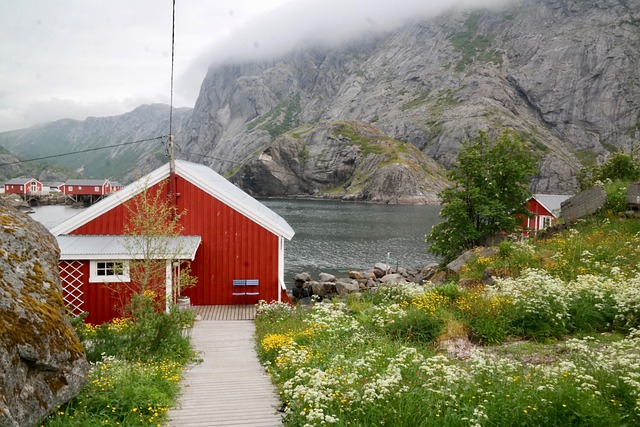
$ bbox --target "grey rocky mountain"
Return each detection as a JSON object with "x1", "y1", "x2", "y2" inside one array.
[
  {"x1": 0, "y1": 104, "x2": 191, "y2": 180},
  {"x1": 0, "y1": 146, "x2": 79, "y2": 184},
  {"x1": 1, "y1": 0, "x2": 638, "y2": 201},
  {"x1": 179, "y1": 0, "x2": 639, "y2": 198}
]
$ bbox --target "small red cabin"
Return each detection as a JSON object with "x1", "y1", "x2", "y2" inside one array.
[
  {"x1": 60, "y1": 179, "x2": 120, "y2": 196},
  {"x1": 51, "y1": 160, "x2": 295, "y2": 324},
  {"x1": 4, "y1": 177, "x2": 43, "y2": 195},
  {"x1": 521, "y1": 194, "x2": 571, "y2": 232}
]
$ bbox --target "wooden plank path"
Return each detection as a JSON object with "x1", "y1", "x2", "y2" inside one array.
[
  {"x1": 167, "y1": 307, "x2": 283, "y2": 426},
  {"x1": 193, "y1": 304, "x2": 256, "y2": 321}
]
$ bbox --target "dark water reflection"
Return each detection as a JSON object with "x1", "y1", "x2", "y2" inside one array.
[{"x1": 261, "y1": 199, "x2": 442, "y2": 283}]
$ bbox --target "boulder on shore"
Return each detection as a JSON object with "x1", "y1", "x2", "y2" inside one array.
[{"x1": 0, "y1": 200, "x2": 88, "y2": 427}]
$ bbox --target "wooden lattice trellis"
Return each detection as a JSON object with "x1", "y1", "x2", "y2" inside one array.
[{"x1": 59, "y1": 260, "x2": 84, "y2": 316}]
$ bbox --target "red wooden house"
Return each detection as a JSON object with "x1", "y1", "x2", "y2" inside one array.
[
  {"x1": 60, "y1": 179, "x2": 120, "y2": 196},
  {"x1": 51, "y1": 160, "x2": 295, "y2": 324},
  {"x1": 521, "y1": 194, "x2": 571, "y2": 232},
  {"x1": 4, "y1": 177, "x2": 43, "y2": 195}
]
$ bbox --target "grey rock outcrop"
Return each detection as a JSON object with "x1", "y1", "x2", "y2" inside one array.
[
  {"x1": 231, "y1": 121, "x2": 447, "y2": 204},
  {"x1": 561, "y1": 185, "x2": 608, "y2": 223},
  {"x1": 0, "y1": 201, "x2": 88, "y2": 427}
]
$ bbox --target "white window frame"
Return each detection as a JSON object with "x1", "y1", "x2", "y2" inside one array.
[
  {"x1": 94, "y1": 186, "x2": 100, "y2": 192},
  {"x1": 68, "y1": 185, "x2": 74, "y2": 191},
  {"x1": 541, "y1": 216, "x2": 552, "y2": 229},
  {"x1": 89, "y1": 260, "x2": 130, "y2": 283}
]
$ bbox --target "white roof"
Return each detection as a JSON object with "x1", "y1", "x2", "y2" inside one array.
[
  {"x1": 50, "y1": 160, "x2": 295, "y2": 240},
  {"x1": 57, "y1": 235, "x2": 201, "y2": 261},
  {"x1": 533, "y1": 194, "x2": 572, "y2": 217}
]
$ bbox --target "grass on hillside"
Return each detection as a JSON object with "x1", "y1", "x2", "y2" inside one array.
[{"x1": 255, "y1": 213, "x2": 640, "y2": 426}]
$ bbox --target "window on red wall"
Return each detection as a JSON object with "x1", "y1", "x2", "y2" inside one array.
[{"x1": 89, "y1": 261, "x2": 130, "y2": 283}]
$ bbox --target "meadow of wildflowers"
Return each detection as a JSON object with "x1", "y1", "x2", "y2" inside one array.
[{"x1": 256, "y1": 215, "x2": 640, "y2": 426}]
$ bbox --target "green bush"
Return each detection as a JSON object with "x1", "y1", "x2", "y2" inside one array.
[
  {"x1": 580, "y1": 152, "x2": 640, "y2": 190},
  {"x1": 455, "y1": 291, "x2": 514, "y2": 345},
  {"x1": 568, "y1": 291, "x2": 617, "y2": 333},
  {"x1": 74, "y1": 294, "x2": 195, "y2": 363},
  {"x1": 433, "y1": 283, "x2": 463, "y2": 302},
  {"x1": 384, "y1": 308, "x2": 443, "y2": 344},
  {"x1": 603, "y1": 179, "x2": 629, "y2": 213}
]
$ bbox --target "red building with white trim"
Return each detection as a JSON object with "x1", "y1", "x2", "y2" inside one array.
[
  {"x1": 4, "y1": 177, "x2": 43, "y2": 195},
  {"x1": 522, "y1": 194, "x2": 571, "y2": 232},
  {"x1": 51, "y1": 160, "x2": 295, "y2": 324},
  {"x1": 59, "y1": 179, "x2": 120, "y2": 197}
]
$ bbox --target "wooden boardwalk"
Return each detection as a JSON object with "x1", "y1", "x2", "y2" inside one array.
[
  {"x1": 192, "y1": 304, "x2": 257, "y2": 321},
  {"x1": 167, "y1": 311, "x2": 283, "y2": 426}
]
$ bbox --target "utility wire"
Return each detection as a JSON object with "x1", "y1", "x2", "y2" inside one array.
[
  {"x1": 177, "y1": 150, "x2": 242, "y2": 165},
  {"x1": 0, "y1": 136, "x2": 165, "y2": 167},
  {"x1": 169, "y1": 0, "x2": 176, "y2": 137}
]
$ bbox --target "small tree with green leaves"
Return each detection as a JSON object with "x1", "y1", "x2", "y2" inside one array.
[
  {"x1": 579, "y1": 152, "x2": 640, "y2": 190},
  {"x1": 426, "y1": 130, "x2": 539, "y2": 263},
  {"x1": 122, "y1": 178, "x2": 197, "y2": 309}
]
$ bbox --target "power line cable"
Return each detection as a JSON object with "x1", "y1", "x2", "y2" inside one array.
[
  {"x1": 177, "y1": 150, "x2": 242, "y2": 165},
  {"x1": 178, "y1": 149, "x2": 309, "y2": 180},
  {"x1": 0, "y1": 136, "x2": 165, "y2": 167},
  {"x1": 169, "y1": 0, "x2": 176, "y2": 137}
]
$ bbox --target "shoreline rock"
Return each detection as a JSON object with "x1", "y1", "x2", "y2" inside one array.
[{"x1": 290, "y1": 261, "x2": 441, "y2": 301}]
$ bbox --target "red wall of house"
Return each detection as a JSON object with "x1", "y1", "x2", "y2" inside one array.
[
  {"x1": 175, "y1": 176, "x2": 280, "y2": 306},
  {"x1": 4, "y1": 180, "x2": 42, "y2": 194},
  {"x1": 520, "y1": 198, "x2": 553, "y2": 230},
  {"x1": 67, "y1": 176, "x2": 281, "y2": 321},
  {"x1": 63, "y1": 185, "x2": 106, "y2": 196},
  {"x1": 4, "y1": 185, "x2": 23, "y2": 195},
  {"x1": 60, "y1": 261, "x2": 127, "y2": 324}
]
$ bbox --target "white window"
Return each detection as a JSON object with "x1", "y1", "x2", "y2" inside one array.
[
  {"x1": 542, "y1": 216, "x2": 552, "y2": 229},
  {"x1": 89, "y1": 261, "x2": 130, "y2": 283},
  {"x1": 78, "y1": 186, "x2": 83, "y2": 190},
  {"x1": 94, "y1": 186, "x2": 99, "y2": 192},
  {"x1": 68, "y1": 186, "x2": 73, "y2": 191}
]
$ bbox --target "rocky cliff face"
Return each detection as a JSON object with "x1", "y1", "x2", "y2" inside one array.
[
  {"x1": 230, "y1": 121, "x2": 448, "y2": 204},
  {"x1": 0, "y1": 201, "x2": 88, "y2": 427},
  {"x1": 181, "y1": 0, "x2": 639, "y2": 197}
]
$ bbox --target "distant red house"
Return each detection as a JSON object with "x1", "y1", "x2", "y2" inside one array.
[
  {"x1": 51, "y1": 160, "x2": 295, "y2": 324},
  {"x1": 60, "y1": 179, "x2": 120, "y2": 197},
  {"x1": 521, "y1": 194, "x2": 571, "y2": 232},
  {"x1": 4, "y1": 177, "x2": 43, "y2": 195}
]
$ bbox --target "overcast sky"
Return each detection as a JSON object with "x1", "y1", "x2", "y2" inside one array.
[{"x1": 0, "y1": 0, "x2": 513, "y2": 133}]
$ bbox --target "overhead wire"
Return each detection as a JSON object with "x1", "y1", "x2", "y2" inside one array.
[
  {"x1": 0, "y1": 1, "x2": 272, "y2": 177},
  {"x1": 0, "y1": 136, "x2": 166, "y2": 167},
  {"x1": 1, "y1": 3, "x2": 179, "y2": 170},
  {"x1": 169, "y1": 0, "x2": 176, "y2": 137}
]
